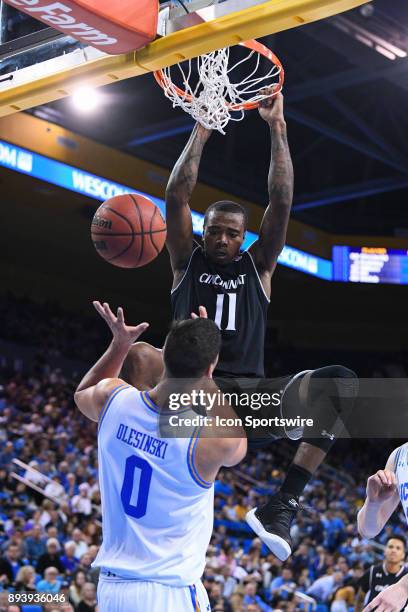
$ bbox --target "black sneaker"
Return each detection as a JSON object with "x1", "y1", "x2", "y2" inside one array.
[{"x1": 245, "y1": 492, "x2": 300, "y2": 561}]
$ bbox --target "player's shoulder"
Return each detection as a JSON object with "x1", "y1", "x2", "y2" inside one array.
[
  {"x1": 94, "y1": 378, "x2": 133, "y2": 405},
  {"x1": 387, "y1": 443, "x2": 408, "y2": 471}
]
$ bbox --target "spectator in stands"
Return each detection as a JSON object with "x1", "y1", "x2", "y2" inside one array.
[
  {"x1": 44, "y1": 475, "x2": 66, "y2": 500},
  {"x1": 209, "y1": 582, "x2": 232, "y2": 612},
  {"x1": 56, "y1": 460, "x2": 70, "y2": 488},
  {"x1": 214, "y1": 472, "x2": 234, "y2": 498},
  {"x1": 290, "y1": 543, "x2": 311, "y2": 576},
  {"x1": 0, "y1": 442, "x2": 14, "y2": 468},
  {"x1": 307, "y1": 569, "x2": 343, "y2": 604},
  {"x1": 14, "y1": 564, "x2": 36, "y2": 593},
  {"x1": 24, "y1": 460, "x2": 48, "y2": 487},
  {"x1": 71, "y1": 483, "x2": 92, "y2": 519},
  {"x1": 39, "y1": 499, "x2": 55, "y2": 528},
  {"x1": 71, "y1": 528, "x2": 88, "y2": 559},
  {"x1": 37, "y1": 566, "x2": 62, "y2": 594},
  {"x1": 60, "y1": 541, "x2": 78, "y2": 576},
  {"x1": 0, "y1": 543, "x2": 24, "y2": 585},
  {"x1": 330, "y1": 576, "x2": 356, "y2": 612},
  {"x1": 36, "y1": 537, "x2": 64, "y2": 577},
  {"x1": 229, "y1": 591, "x2": 244, "y2": 611},
  {"x1": 68, "y1": 569, "x2": 87, "y2": 607},
  {"x1": 215, "y1": 565, "x2": 237, "y2": 599},
  {"x1": 297, "y1": 567, "x2": 311, "y2": 592},
  {"x1": 269, "y1": 567, "x2": 296, "y2": 600},
  {"x1": 64, "y1": 473, "x2": 78, "y2": 499},
  {"x1": 223, "y1": 496, "x2": 239, "y2": 521},
  {"x1": 25, "y1": 523, "x2": 46, "y2": 562},
  {"x1": 76, "y1": 582, "x2": 97, "y2": 612},
  {"x1": 243, "y1": 581, "x2": 272, "y2": 612}
]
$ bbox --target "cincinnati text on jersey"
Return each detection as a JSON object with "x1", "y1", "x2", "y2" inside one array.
[{"x1": 199, "y1": 273, "x2": 247, "y2": 290}]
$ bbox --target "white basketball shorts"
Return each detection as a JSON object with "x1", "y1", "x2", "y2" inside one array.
[{"x1": 97, "y1": 576, "x2": 210, "y2": 612}]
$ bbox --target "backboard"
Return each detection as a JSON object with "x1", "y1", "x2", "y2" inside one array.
[{"x1": 0, "y1": 0, "x2": 372, "y2": 117}]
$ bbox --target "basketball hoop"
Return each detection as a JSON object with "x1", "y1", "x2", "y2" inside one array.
[{"x1": 154, "y1": 39, "x2": 284, "y2": 134}]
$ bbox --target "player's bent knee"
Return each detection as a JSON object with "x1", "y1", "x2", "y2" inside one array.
[
  {"x1": 311, "y1": 364, "x2": 357, "y2": 380},
  {"x1": 310, "y1": 365, "x2": 359, "y2": 401}
]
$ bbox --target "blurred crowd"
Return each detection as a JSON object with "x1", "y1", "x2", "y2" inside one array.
[{"x1": 0, "y1": 295, "x2": 407, "y2": 611}]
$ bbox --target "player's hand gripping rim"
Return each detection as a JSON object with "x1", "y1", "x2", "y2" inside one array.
[
  {"x1": 93, "y1": 301, "x2": 149, "y2": 348},
  {"x1": 258, "y1": 84, "x2": 284, "y2": 126},
  {"x1": 366, "y1": 469, "x2": 397, "y2": 503}
]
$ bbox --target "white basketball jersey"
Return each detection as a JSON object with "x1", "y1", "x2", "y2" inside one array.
[
  {"x1": 395, "y1": 443, "x2": 408, "y2": 523},
  {"x1": 92, "y1": 384, "x2": 214, "y2": 587}
]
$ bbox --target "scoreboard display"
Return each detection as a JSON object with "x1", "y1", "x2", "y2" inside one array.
[{"x1": 333, "y1": 246, "x2": 408, "y2": 285}]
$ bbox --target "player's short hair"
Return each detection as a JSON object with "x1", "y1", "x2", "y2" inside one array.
[
  {"x1": 164, "y1": 318, "x2": 221, "y2": 378},
  {"x1": 386, "y1": 535, "x2": 406, "y2": 550},
  {"x1": 204, "y1": 200, "x2": 248, "y2": 230}
]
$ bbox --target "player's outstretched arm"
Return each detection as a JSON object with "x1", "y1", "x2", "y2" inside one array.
[
  {"x1": 357, "y1": 447, "x2": 400, "y2": 539},
  {"x1": 165, "y1": 123, "x2": 212, "y2": 275},
  {"x1": 74, "y1": 301, "x2": 149, "y2": 422},
  {"x1": 249, "y1": 88, "x2": 294, "y2": 293},
  {"x1": 363, "y1": 574, "x2": 408, "y2": 611}
]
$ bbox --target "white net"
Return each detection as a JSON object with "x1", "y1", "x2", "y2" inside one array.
[{"x1": 157, "y1": 45, "x2": 282, "y2": 134}]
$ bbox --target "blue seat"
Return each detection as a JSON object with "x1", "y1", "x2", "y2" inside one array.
[{"x1": 21, "y1": 606, "x2": 43, "y2": 612}]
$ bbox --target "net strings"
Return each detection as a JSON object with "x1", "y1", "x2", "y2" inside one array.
[{"x1": 160, "y1": 47, "x2": 281, "y2": 134}]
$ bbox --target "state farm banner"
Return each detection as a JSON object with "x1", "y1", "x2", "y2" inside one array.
[{"x1": 4, "y1": 0, "x2": 158, "y2": 54}]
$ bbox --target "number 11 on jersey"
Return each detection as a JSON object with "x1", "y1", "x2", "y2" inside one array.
[{"x1": 214, "y1": 293, "x2": 237, "y2": 331}]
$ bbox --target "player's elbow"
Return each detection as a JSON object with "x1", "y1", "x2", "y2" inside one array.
[
  {"x1": 73, "y1": 390, "x2": 98, "y2": 422},
  {"x1": 357, "y1": 512, "x2": 379, "y2": 540},
  {"x1": 358, "y1": 525, "x2": 378, "y2": 540},
  {"x1": 73, "y1": 390, "x2": 82, "y2": 410}
]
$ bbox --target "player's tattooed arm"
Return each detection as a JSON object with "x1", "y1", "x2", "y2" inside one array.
[
  {"x1": 165, "y1": 123, "x2": 212, "y2": 276},
  {"x1": 249, "y1": 89, "x2": 293, "y2": 293},
  {"x1": 357, "y1": 447, "x2": 400, "y2": 539},
  {"x1": 74, "y1": 302, "x2": 149, "y2": 421}
]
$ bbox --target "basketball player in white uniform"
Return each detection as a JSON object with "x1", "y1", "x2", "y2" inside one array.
[
  {"x1": 358, "y1": 443, "x2": 408, "y2": 611},
  {"x1": 74, "y1": 301, "x2": 247, "y2": 612}
]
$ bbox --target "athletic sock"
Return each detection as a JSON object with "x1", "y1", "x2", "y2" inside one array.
[{"x1": 280, "y1": 464, "x2": 313, "y2": 498}]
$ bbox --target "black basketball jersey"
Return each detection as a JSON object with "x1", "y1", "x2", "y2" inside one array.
[
  {"x1": 171, "y1": 244, "x2": 269, "y2": 377},
  {"x1": 359, "y1": 563, "x2": 408, "y2": 609}
]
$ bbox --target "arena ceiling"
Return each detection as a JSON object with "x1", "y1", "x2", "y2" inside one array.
[{"x1": 22, "y1": 0, "x2": 408, "y2": 238}]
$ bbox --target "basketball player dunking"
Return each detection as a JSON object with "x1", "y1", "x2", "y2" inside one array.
[
  {"x1": 74, "y1": 302, "x2": 247, "y2": 612},
  {"x1": 358, "y1": 444, "x2": 408, "y2": 611},
  {"x1": 129, "y1": 88, "x2": 358, "y2": 561}
]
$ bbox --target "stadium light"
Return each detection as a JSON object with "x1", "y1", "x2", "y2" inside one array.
[{"x1": 71, "y1": 86, "x2": 102, "y2": 113}]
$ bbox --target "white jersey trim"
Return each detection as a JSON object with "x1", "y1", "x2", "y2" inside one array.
[
  {"x1": 98, "y1": 384, "x2": 130, "y2": 433},
  {"x1": 171, "y1": 245, "x2": 200, "y2": 295},
  {"x1": 245, "y1": 249, "x2": 271, "y2": 303}
]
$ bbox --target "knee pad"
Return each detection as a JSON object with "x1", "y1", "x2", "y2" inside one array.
[
  {"x1": 308, "y1": 365, "x2": 359, "y2": 411},
  {"x1": 305, "y1": 365, "x2": 359, "y2": 442}
]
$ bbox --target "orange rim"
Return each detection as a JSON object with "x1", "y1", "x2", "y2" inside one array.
[{"x1": 153, "y1": 39, "x2": 284, "y2": 111}]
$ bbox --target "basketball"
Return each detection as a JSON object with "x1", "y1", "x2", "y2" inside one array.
[{"x1": 91, "y1": 194, "x2": 167, "y2": 268}]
